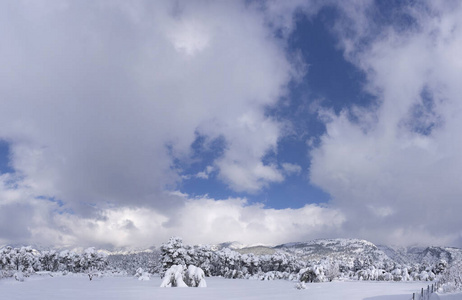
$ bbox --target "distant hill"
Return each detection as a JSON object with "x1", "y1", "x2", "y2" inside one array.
[{"x1": 231, "y1": 238, "x2": 462, "y2": 268}]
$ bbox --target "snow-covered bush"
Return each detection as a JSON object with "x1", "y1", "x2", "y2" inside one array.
[
  {"x1": 298, "y1": 260, "x2": 341, "y2": 283},
  {"x1": 135, "y1": 267, "x2": 150, "y2": 281},
  {"x1": 391, "y1": 268, "x2": 403, "y2": 281},
  {"x1": 435, "y1": 259, "x2": 448, "y2": 275},
  {"x1": 294, "y1": 282, "x2": 306, "y2": 289},
  {"x1": 135, "y1": 267, "x2": 144, "y2": 278},
  {"x1": 184, "y1": 265, "x2": 207, "y2": 287},
  {"x1": 160, "y1": 265, "x2": 207, "y2": 287},
  {"x1": 14, "y1": 271, "x2": 24, "y2": 282},
  {"x1": 419, "y1": 270, "x2": 436, "y2": 281},
  {"x1": 299, "y1": 268, "x2": 319, "y2": 283},
  {"x1": 161, "y1": 265, "x2": 188, "y2": 287}
]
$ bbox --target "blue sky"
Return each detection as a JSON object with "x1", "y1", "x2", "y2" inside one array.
[
  {"x1": 0, "y1": 141, "x2": 13, "y2": 174},
  {"x1": 1, "y1": 0, "x2": 462, "y2": 249},
  {"x1": 178, "y1": 6, "x2": 372, "y2": 209}
]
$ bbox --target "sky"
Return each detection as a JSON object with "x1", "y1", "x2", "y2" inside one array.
[{"x1": 1, "y1": 0, "x2": 462, "y2": 249}]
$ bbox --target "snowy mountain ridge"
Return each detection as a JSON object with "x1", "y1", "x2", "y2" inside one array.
[
  {"x1": 210, "y1": 241, "x2": 248, "y2": 251},
  {"x1": 271, "y1": 238, "x2": 393, "y2": 268},
  {"x1": 101, "y1": 246, "x2": 157, "y2": 256}
]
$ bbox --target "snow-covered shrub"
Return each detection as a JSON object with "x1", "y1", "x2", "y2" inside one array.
[
  {"x1": 185, "y1": 265, "x2": 207, "y2": 287},
  {"x1": 383, "y1": 272, "x2": 393, "y2": 281},
  {"x1": 435, "y1": 259, "x2": 448, "y2": 275},
  {"x1": 135, "y1": 267, "x2": 150, "y2": 281},
  {"x1": 14, "y1": 271, "x2": 24, "y2": 282},
  {"x1": 391, "y1": 268, "x2": 403, "y2": 281},
  {"x1": 138, "y1": 272, "x2": 150, "y2": 281},
  {"x1": 160, "y1": 265, "x2": 207, "y2": 287},
  {"x1": 87, "y1": 272, "x2": 101, "y2": 281},
  {"x1": 260, "y1": 271, "x2": 276, "y2": 281},
  {"x1": 135, "y1": 267, "x2": 144, "y2": 278},
  {"x1": 294, "y1": 282, "x2": 306, "y2": 289},
  {"x1": 299, "y1": 268, "x2": 319, "y2": 283},
  {"x1": 160, "y1": 265, "x2": 188, "y2": 287}
]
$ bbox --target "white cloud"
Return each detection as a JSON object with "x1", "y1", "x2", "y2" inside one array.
[
  {"x1": 0, "y1": 0, "x2": 296, "y2": 213},
  {"x1": 0, "y1": 178, "x2": 344, "y2": 248},
  {"x1": 282, "y1": 163, "x2": 302, "y2": 176},
  {"x1": 217, "y1": 161, "x2": 284, "y2": 193},
  {"x1": 0, "y1": 170, "x2": 344, "y2": 248},
  {"x1": 310, "y1": 1, "x2": 462, "y2": 246},
  {"x1": 195, "y1": 171, "x2": 208, "y2": 180},
  {"x1": 214, "y1": 111, "x2": 286, "y2": 193},
  {"x1": 195, "y1": 165, "x2": 214, "y2": 179},
  {"x1": 168, "y1": 19, "x2": 211, "y2": 56}
]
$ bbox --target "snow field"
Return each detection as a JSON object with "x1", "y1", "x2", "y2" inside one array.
[{"x1": 0, "y1": 275, "x2": 454, "y2": 300}]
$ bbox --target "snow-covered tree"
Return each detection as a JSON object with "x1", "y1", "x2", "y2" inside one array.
[
  {"x1": 160, "y1": 237, "x2": 194, "y2": 276},
  {"x1": 299, "y1": 268, "x2": 318, "y2": 283},
  {"x1": 107, "y1": 250, "x2": 161, "y2": 275},
  {"x1": 0, "y1": 246, "x2": 41, "y2": 278},
  {"x1": 320, "y1": 258, "x2": 340, "y2": 282},
  {"x1": 79, "y1": 247, "x2": 108, "y2": 272},
  {"x1": 438, "y1": 260, "x2": 462, "y2": 293},
  {"x1": 435, "y1": 259, "x2": 448, "y2": 275},
  {"x1": 40, "y1": 250, "x2": 60, "y2": 272},
  {"x1": 190, "y1": 245, "x2": 216, "y2": 276}
]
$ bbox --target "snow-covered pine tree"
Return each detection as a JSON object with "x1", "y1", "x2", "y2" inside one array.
[{"x1": 160, "y1": 237, "x2": 193, "y2": 277}]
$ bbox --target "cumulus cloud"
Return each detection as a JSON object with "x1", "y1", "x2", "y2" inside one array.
[
  {"x1": 0, "y1": 0, "x2": 293, "y2": 209},
  {"x1": 310, "y1": 1, "x2": 462, "y2": 246}
]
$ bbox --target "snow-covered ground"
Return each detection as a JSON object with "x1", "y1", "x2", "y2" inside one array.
[
  {"x1": 1, "y1": 274, "x2": 459, "y2": 300},
  {"x1": 436, "y1": 294, "x2": 462, "y2": 300}
]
